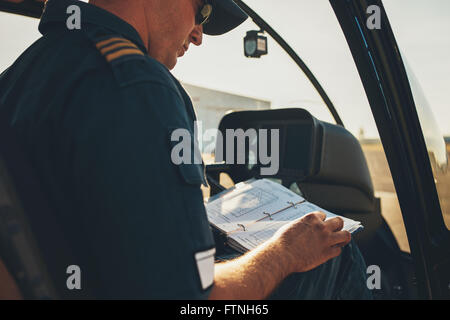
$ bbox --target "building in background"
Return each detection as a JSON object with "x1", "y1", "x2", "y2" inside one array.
[{"x1": 182, "y1": 83, "x2": 271, "y2": 152}]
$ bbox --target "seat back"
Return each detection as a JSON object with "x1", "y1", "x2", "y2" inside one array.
[
  {"x1": 0, "y1": 152, "x2": 56, "y2": 299},
  {"x1": 213, "y1": 108, "x2": 383, "y2": 246},
  {"x1": 0, "y1": 257, "x2": 22, "y2": 300},
  {"x1": 216, "y1": 108, "x2": 375, "y2": 210},
  {"x1": 0, "y1": 102, "x2": 89, "y2": 299}
]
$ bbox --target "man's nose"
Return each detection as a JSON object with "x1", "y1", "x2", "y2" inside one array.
[{"x1": 189, "y1": 25, "x2": 203, "y2": 46}]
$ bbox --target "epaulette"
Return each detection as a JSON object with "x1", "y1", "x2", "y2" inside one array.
[
  {"x1": 87, "y1": 30, "x2": 179, "y2": 93},
  {"x1": 94, "y1": 36, "x2": 145, "y2": 63}
]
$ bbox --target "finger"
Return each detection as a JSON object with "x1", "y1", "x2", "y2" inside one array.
[
  {"x1": 326, "y1": 246, "x2": 342, "y2": 260},
  {"x1": 324, "y1": 217, "x2": 344, "y2": 232},
  {"x1": 330, "y1": 230, "x2": 352, "y2": 246},
  {"x1": 334, "y1": 240, "x2": 351, "y2": 248},
  {"x1": 309, "y1": 211, "x2": 327, "y2": 221}
]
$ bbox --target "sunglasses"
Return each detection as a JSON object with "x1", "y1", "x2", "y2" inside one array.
[{"x1": 195, "y1": 0, "x2": 213, "y2": 26}]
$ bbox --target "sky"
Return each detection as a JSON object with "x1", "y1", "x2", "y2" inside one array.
[{"x1": 1, "y1": 0, "x2": 449, "y2": 138}]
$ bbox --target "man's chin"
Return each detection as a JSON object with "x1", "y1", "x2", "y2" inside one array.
[
  {"x1": 167, "y1": 57, "x2": 178, "y2": 70},
  {"x1": 157, "y1": 55, "x2": 178, "y2": 70},
  {"x1": 178, "y1": 48, "x2": 186, "y2": 58}
]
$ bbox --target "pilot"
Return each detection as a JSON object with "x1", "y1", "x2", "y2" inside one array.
[{"x1": 0, "y1": 0, "x2": 372, "y2": 299}]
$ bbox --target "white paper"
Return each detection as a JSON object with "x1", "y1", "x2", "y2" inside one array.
[
  {"x1": 206, "y1": 179, "x2": 305, "y2": 234},
  {"x1": 206, "y1": 179, "x2": 362, "y2": 253}
]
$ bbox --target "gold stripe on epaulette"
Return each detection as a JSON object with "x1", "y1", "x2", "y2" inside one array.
[
  {"x1": 95, "y1": 36, "x2": 144, "y2": 62},
  {"x1": 105, "y1": 48, "x2": 144, "y2": 62},
  {"x1": 95, "y1": 37, "x2": 132, "y2": 50},
  {"x1": 100, "y1": 42, "x2": 138, "y2": 55}
]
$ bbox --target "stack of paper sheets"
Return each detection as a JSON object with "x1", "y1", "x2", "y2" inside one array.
[{"x1": 206, "y1": 179, "x2": 363, "y2": 253}]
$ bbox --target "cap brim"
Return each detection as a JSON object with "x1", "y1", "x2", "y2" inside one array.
[{"x1": 203, "y1": 0, "x2": 248, "y2": 36}]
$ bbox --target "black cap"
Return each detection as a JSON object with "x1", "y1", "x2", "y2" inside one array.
[{"x1": 203, "y1": 0, "x2": 248, "y2": 36}]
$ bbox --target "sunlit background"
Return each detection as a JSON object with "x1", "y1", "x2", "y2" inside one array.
[
  {"x1": 1, "y1": 0, "x2": 449, "y2": 138},
  {"x1": 1, "y1": 0, "x2": 450, "y2": 246},
  {"x1": 172, "y1": 0, "x2": 450, "y2": 139}
]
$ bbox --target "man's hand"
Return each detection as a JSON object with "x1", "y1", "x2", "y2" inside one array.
[
  {"x1": 270, "y1": 211, "x2": 352, "y2": 274},
  {"x1": 210, "y1": 211, "x2": 351, "y2": 300}
]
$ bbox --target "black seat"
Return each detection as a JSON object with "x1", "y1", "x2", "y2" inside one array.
[
  {"x1": 0, "y1": 131, "x2": 57, "y2": 299},
  {"x1": 0, "y1": 102, "x2": 88, "y2": 299},
  {"x1": 0, "y1": 256, "x2": 22, "y2": 299},
  {"x1": 206, "y1": 108, "x2": 383, "y2": 248}
]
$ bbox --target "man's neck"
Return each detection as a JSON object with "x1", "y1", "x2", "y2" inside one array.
[{"x1": 88, "y1": 0, "x2": 150, "y2": 50}]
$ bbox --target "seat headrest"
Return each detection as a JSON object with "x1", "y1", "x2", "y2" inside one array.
[{"x1": 217, "y1": 108, "x2": 374, "y2": 199}]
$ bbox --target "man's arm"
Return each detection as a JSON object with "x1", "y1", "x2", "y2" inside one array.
[
  {"x1": 210, "y1": 239, "x2": 289, "y2": 300},
  {"x1": 209, "y1": 212, "x2": 352, "y2": 300},
  {"x1": 63, "y1": 78, "x2": 218, "y2": 298}
]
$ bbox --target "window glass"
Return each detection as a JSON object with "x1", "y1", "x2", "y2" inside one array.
[
  {"x1": 173, "y1": 0, "x2": 410, "y2": 251},
  {"x1": 0, "y1": 2, "x2": 420, "y2": 250},
  {"x1": 0, "y1": 12, "x2": 40, "y2": 72},
  {"x1": 384, "y1": 0, "x2": 450, "y2": 230}
]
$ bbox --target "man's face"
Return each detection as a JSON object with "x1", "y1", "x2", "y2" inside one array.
[{"x1": 144, "y1": 0, "x2": 205, "y2": 70}]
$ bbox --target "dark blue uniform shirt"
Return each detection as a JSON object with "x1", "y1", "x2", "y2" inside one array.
[{"x1": 0, "y1": 0, "x2": 215, "y2": 299}]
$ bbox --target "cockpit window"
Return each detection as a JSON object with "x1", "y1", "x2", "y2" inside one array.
[
  {"x1": 173, "y1": 0, "x2": 411, "y2": 251},
  {"x1": 384, "y1": 0, "x2": 450, "y2": 229}
]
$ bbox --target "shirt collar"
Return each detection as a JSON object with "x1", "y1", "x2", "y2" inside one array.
[{"x1": 39, "y1": 0, "x2": 147, "y2": 53}]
